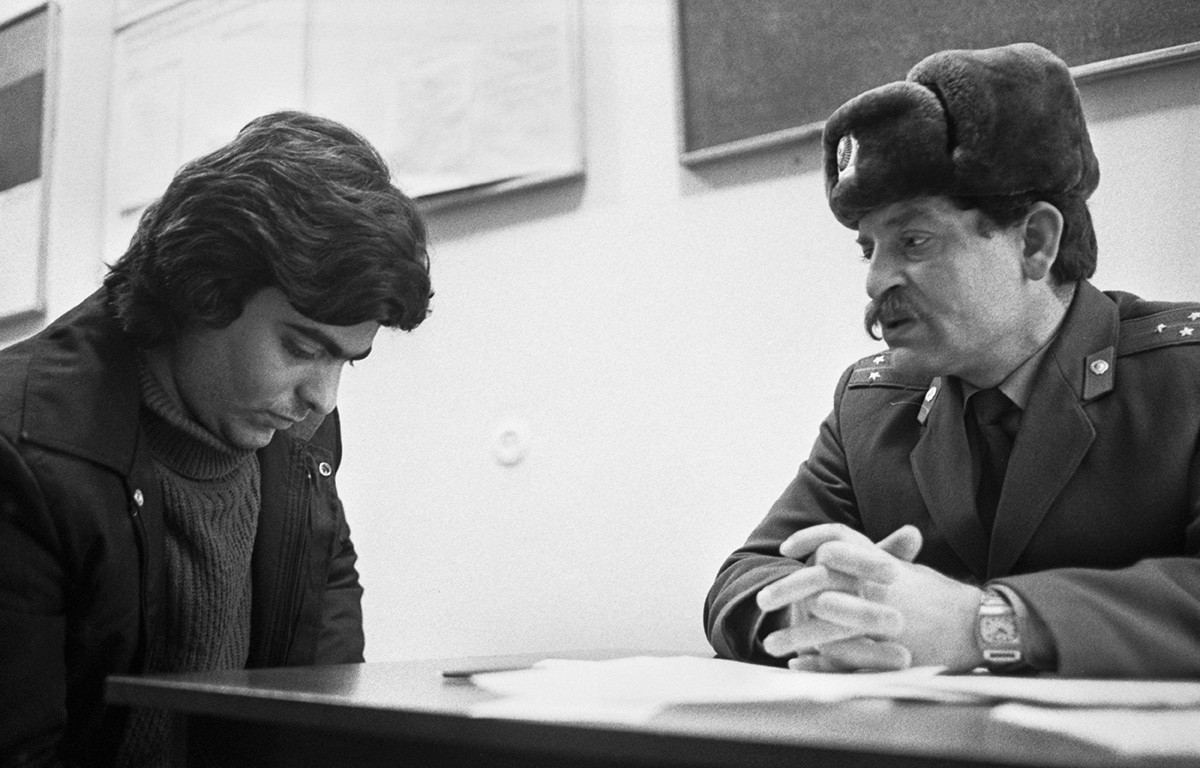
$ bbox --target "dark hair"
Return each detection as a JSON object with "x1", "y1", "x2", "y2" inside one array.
[
  {"x1": 950, "y1": 192, "x2": 1097, "y2": 285},
  {"x1": 104, "y1": 111, "x2": 432, "y2": 345}
]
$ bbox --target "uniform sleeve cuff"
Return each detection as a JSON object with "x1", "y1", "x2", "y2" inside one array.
[{"x1": 988, "y1": 582, "x2": 1058, "y2": 672}]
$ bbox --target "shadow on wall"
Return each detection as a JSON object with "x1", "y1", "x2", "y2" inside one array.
[{"x1": 421, "y1": 176, "x2": 586, "y2": 243}]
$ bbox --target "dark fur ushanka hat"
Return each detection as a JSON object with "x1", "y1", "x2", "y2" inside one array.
[{"x1": 823, "y1": 42, "x2": 1100, "y2": 228}]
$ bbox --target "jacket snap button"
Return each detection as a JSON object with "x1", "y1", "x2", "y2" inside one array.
[
  {"x1": 318, "y1": 462, "x2": 332, "y2": 477},
  {"x1": 133, "y1": 488, "x2": 144, "y2": 507}
]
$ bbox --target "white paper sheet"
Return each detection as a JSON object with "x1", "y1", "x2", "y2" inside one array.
[
  {"x1": 467, "y1": 656, "x2": 1200, "y2": 726},
  {"x1": 468, "y1": 656, "x2": 947, "y2": 721},
  {"x1": 307, "y1": 0, "x2": 582, "y2": 198}
]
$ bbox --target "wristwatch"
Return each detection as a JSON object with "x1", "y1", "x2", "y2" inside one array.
[{"x1": 976, "y1": 588, "x2": 1023, "y2": 670}]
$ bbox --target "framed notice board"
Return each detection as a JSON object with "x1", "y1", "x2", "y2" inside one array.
[
  {"x1": 0, "y1": 2, "x2": 56, "y2": 327},
  {"x1": 676, "y1": 0, "x2": 1200, "y2": 164}
]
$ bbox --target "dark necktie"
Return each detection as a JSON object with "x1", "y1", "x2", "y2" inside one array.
[{"x1": 968, "y1": 388, "x2": 1021, "y2": 535}]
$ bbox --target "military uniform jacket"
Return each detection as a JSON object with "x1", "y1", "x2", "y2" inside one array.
[
  {"x1": 705, "y1": 280, "x2": 1200, "y2": 677},
  {"x1": 0, "y1": 291, "x2": 366, "y2": 767}
]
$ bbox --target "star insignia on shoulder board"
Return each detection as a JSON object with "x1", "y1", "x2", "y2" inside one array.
[
  {"x1": 1182, "y1": 327, "x2": 1195, "y2": 337},
  {"x1": 869, "y1": 371, "x2": 881, "y2": 381},
  {"x1": 1190, "y1": 312, "x2": 1200, "y2": 320},
  {"x1": 1156, "y1": 324, "x2": 1167, "y2": 333},
  {"x1": 873, "y1": 355, "x2": 886, "y2": 364}
]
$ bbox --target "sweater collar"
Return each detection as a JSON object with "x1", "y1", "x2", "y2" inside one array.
[{"x1": 137, "y1": 358, "x2": 255, "y2": 480}]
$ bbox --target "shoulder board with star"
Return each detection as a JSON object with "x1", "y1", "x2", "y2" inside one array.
[
  {"x1": 1117, "y1": 306, "x2": 1200, "y2": 357},
  {"x1": 846, "y1": 351, "x2": 929, "y2": 389}
]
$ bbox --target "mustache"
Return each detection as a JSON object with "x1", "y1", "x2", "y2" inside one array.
[{"x1": 863, "y1": 289, "x2": 909, "y2": 341}]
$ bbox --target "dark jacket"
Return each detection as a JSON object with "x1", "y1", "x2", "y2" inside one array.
[
  {"x1": 706, "y1": 281, "x2": 1200, "y2": 677},
  {"x1": 0, "y1": 291, "x2": 365, "y2": 767}
]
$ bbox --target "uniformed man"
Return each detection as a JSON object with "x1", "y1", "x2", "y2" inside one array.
[{"x1": 705, "y1": 43, "x2": 1200, "y2": 677}]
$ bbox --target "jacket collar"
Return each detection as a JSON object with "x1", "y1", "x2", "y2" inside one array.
[
  {"x1": 1033, "y1": 278, "x2": 1121, "y2": 404},
  {"x1": 21, "y1": 289, "x2": 144, "y2": 476},
  {"x1": 20, "y1": 289, "x2": 329, "y2": 477},
  {"x1": 988, "y1": 280, "x2": 1116, "y2": 575},
  {"x1": 911, "y1": 280, "x2": 1118, "y2": 578}
]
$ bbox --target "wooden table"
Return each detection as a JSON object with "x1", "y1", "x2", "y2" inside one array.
[{"x1": 106, "y1": 653, "x2": 1189, "y2": 768}]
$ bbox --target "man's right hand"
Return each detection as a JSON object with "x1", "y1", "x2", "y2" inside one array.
[{"x1": 756, "y1": 524, "x2": 923, "y2": 672}]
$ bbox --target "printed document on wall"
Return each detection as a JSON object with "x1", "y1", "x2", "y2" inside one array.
[{"x1": 307, "y1": 0, "x2": 584, "y2": 198}]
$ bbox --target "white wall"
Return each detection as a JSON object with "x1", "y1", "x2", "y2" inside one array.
[
  {"x1": 1084, "y1": 58, "x2": 1200, "y2": 300},
  {"x1": 9, "y1": 0, "x2": 1200, "y2": 661},
  {"x1": 339, "y1": 3, "x2": 1200, "y2": 661},
  {"x1": 338, "y1": 1, "x2": 874, "y2": 659}
]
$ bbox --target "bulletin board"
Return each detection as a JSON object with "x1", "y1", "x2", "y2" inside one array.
[
  {"x1": 104, "y1": 0, "x2": 584, "y2": 263},
  {"x1": 676, "y1": 0, "x2": 1200, "y2": 164},
  {"x1": 0, "y1": 3, "x2": 55, "y2": 327}
]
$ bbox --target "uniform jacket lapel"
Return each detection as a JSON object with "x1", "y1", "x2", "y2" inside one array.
[
  {"x1": 910, "y1": 281, "x2": 1119, "y2": 580},
  {"x1": 988, "y1": 281, "x2": 1117, "y2": 576},
  {"x1": 911, "y1": 377, "x2": 991, "y2": 581}
]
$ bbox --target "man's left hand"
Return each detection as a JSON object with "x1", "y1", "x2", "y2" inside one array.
[{"x1": 758, "y1": 525, "x2": 984, "y2": 672}]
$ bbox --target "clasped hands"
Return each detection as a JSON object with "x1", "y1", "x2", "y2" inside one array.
[{"x1": 756, "y1": 524, "x2": 984, "y2": 673}]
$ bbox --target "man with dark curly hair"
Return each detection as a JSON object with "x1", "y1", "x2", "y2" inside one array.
[{"x1": 0, "y1": 111, "x2": 432, "y2": 767}]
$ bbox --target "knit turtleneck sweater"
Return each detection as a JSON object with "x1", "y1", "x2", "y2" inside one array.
[{"x1": 117, "y1": 362, "x2": 262, "y2": 768}]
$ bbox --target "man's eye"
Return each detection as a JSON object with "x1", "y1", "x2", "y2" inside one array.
[
  {"x1": 859, "y1": 245, "x2": 874, "y2": 262},
  {"x1": 902, "y1": 234, "x2": 930, "y2": 249},
  {"x1": 284, "y1": 339, "x2": 321, "y2": 360}
]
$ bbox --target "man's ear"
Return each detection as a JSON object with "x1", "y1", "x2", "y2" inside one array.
[{"x1": 1020, "y1": 201, "x2": 1064, "y2": 282}]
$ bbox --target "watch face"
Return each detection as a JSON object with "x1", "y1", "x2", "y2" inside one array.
[{"x1": 980, "y1": 615, "x2": 1019, "y2": 644}]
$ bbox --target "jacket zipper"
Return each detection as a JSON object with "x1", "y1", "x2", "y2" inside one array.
[
  {"x1": 127, "y1": 483, "x2": 153, "y2": 665},
  {"x1": 271, "y1": 449, "x2": 313, "y2": 663}
]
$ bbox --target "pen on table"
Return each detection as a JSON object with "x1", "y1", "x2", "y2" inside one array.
[{"x1": 440, "y1": 661, "x2": 537, "y2": 678}]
